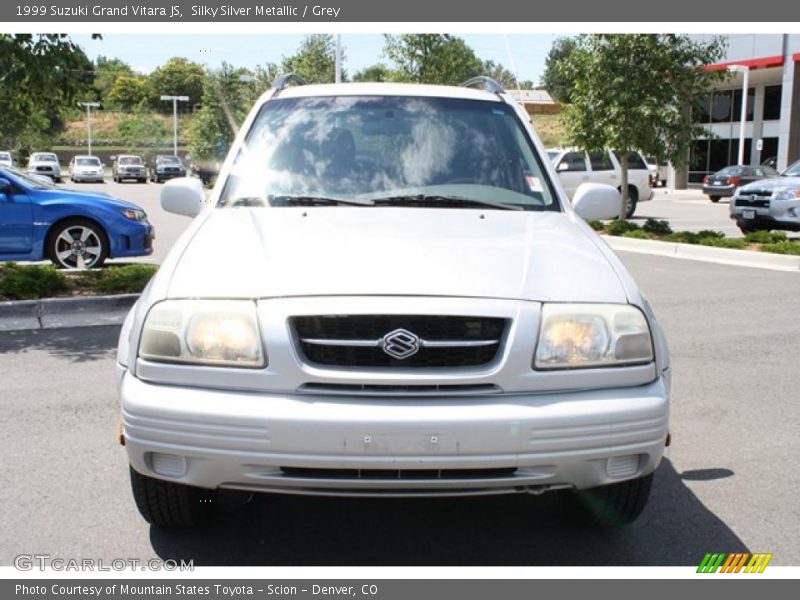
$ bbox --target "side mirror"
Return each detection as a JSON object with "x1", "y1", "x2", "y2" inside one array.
[
  {"x1": 161, "y1": 176, "x2": 205, "y2": 218},
  {"x1": 572, "y1": 182, "x2": 622, "y2": 221}
]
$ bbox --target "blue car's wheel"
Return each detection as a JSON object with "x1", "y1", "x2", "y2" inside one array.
[{"x1": 47, "y1": 218, "x2": 108, "y2": 269}]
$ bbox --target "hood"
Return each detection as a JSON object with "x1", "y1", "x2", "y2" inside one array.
[
  {"x1": 739, "y1": 176, "x2": 800, "y2": 193},
  {"x1": 166, "y1": 207, "x2": 627, "y2": 303},
  {"x1": 38, "y1": 188, "x2": 142, "y2": 211}
]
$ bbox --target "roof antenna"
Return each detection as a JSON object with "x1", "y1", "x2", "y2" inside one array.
[{"x1": 503, "y1": 34, "x2": 523, "y2": 98}]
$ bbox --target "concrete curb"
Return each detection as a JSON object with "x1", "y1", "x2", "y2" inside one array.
[
  {"x1": 603, "y1": 235, "x2": 800, "y2": 272},
  {"x1": 0, "y1": 294, "x2": 138, "y2": 332}
]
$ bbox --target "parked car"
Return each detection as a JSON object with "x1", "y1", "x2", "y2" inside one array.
[
  {"x1": 149, "y1": 154, "x2": 186, "y2": 183},
  {"x1": 547, "y1": 148, "x2": 653, "y2": 217},
  {"x1": 68, "y1": 155, "x2": 105, "y2": 183},
  {"x1": 702, "y1": 165, "x2": 779, "y2": 202},
  {"x1": 0, "y1": 151, "x2": 14, "y2": 168},
  {"x1": 0, "y1": 166, "x2": 154, "y2": 269},
  {"x1": 730, "y1": 159, "x2": 800, "y2": 234},
  {"x1": 118, "y1": 77, "x2": 670, "y2": 529},
  {"x1": 26, "y1": 152, "x2": 62, "y2": 182},
  {"x1": 112, "y1": 154, "x2": 147, "y2": 183}
]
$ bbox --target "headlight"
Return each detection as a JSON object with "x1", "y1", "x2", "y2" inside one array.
[
  {"x1": 534, "y1": 303, "x2": 653, "y2": 370},
  {"x1": 139, "y1": 300, "x2": 266, "y2": 368},
  {"x1": 121, "y1": 209, "x2": 147, "y2": 222},
  {"x1": 774, "y1": 189, "x2": 800, "y2": 201}
]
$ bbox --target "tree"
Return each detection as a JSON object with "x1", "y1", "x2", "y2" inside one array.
[
  {"x1": 541, "y1": 37, "x2": 578, "y2": 103},
  {"x1": 561, "y1": 34, "x2": 727, "y2": 219},
  {"x1": 146, "y1": 57, "x2": 205, "y2": 111},
  {"x1": 481, "y1": 60, "x2": 519, "y2": 89},
  {"x1": 94, "y1": 55, "x2": 134, "y2": 100},
  {"x1": 188, "y1": 63, "x2": 264, "y2": 161},
  {"x1": 282, "y1": 34, "x2": 344, "y2": 84},
  {"x1": 353, "y1": 63, "x2": 398, "y2": 83},
  {"x1": 105, "y1": 76, "x2": 149, "y2": 110},
  {"x1": 383, "y1": 34, "x2": 483, "y2": 85},
  {"x1": 0, "y1": 34, "x2": 96, "y2": 148}
]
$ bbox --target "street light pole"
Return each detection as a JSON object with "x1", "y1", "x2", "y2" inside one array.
[
  {"x1": 727, "y1": 65, "x2": 750, "y2": 165},
  {"x1": 335, "y1": 34, "x2": 342, "y2": 84},
  {"x1": 78, "y1": 102, "x2": 100, "y2": 156},
  {"x1": 160, "y1": 95, "x2": 190, "y2": 156}
]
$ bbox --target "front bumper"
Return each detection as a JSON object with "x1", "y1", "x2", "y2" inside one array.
[
  {"x1": 730, "y1": 197, "x2": 800, "y2": 231},
  {"x1": 121, "y1": 370, "x2": 669, "y2": 497},
  {"x1": 703, "y1": 184, "x2": 735, "y2": 197},
  {"x1": 73, "y1": 172, "x2": 104, "y2": 182}
]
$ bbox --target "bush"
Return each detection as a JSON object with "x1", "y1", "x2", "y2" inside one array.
[
  {"x1": 0, "y1": 263, "x2": 69, "y2": 300},
  {"x1": 696, "y1": 230, "x2": 725, "y2": 240},
  {"x1": 665, "y1": 231, "x2": 699, "y2": 244},
  {"x1": 760, "y1": 241, "x2": 800, "y2": 255},
  {"x1": 698, "y1": 237, "x2": 748, "y2": 250},
  {"x1": 587, "y1": 220, "x2": 605, "y2": 231},
  {"x1": 73, "y1": 264, "x2": 158, "y2": 294},
  {"x1": 744, "y1": 230, "x2": 787, "y2": 244},
  {"x1": 605, "y1": 220, "x2": 640, "y2": 236},
  {"x1": 622, "y1": 229, "x2": 649, "y2": 239},
  {"x1": 642, "y1": 218, "x2": 672, "y2": 236}
]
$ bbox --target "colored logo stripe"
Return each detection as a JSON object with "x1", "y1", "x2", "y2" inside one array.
[{"x1": 697, "y1": 553, "x2": 773, "y2": 573}]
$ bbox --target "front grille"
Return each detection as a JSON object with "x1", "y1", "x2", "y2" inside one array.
[
  {"x1": 297, "y1": 383, "x2": 501, "y2": 396},
  {"x1": 280, "y1": 467, "x2": 518, "y2": 480},
  {"x1": 736, "y1": 197, "x2": 771, "y2": 208},
  {"x1": 292, "y1": 315, "x2": 507, "y2": 368}
]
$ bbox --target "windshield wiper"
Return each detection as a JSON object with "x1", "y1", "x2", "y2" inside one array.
[
  {"x1": 370, "y1": 194, "x2": 524, "y2": 211},
  {"x1": 268, "y1": 194, "x2": 374, "y2": 207}
]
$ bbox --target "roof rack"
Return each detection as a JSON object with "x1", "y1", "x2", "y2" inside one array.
[
  {"x1": 271, "y1": 73, "x2": 308, "y2": 93},
  {"x1": 460, "y1": 76, "x2": 506, "y2": 94}
]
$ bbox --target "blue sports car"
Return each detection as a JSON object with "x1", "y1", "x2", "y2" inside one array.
[{"x1": 0, "y1": 166, "x2": 154, "y2": 269}]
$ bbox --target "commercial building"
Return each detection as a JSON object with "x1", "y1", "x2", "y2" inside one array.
[{"x1": 680, "y1": 34, "x2": 800, "y2": 185}]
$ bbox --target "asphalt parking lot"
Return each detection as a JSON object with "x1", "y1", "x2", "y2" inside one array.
[
  {"x1": 1, "y1": 252, "x2": 798, "y2": 566},
  {"x1": 61, "y1": 180, "x2": 795, "y2": 268}
]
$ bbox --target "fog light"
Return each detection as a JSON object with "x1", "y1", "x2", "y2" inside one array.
[
  {"x1": 606, "y1": 454, "x2": 640, "y2": 479},
  {"x1": 149, "y1": 452, "x2": 187, "y2": 477}
]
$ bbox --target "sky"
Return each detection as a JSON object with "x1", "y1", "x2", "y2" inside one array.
[{"x1": 71, "y1": 33, "x2": 558, "y2": 84}]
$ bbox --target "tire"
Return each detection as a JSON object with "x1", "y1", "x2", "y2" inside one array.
[
  {"x1": 47, "y1": 218, "x2": 108, "y2": 270},
  {"x1": 558, "y1": 473, "x2": 653, "y2": 527},
  {"x1": 709, "y1": 195, "x2": 720, "y2": 203},
  {"x1": 624, "y1": 186, "x2": 639, "y2": 219},
  {"x1": 129, "y1": 467, "x2": 217, "y2": 528}
]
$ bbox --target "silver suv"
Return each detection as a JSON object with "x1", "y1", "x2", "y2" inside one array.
[
  {"x1": 730, "y1": 160, "x2": 800, "y2": 234},
  {"x1": 117, "y1": 77, "x2": 670, "y2": 529}
]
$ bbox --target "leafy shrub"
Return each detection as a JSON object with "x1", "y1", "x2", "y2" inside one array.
[
  {"x1": 744, "y1": 230, "x2": 787, "y2": 244},
  {"x1": 642, "y1": 218, "x2": 673, "y2": 236},
  {"x1": 665, "y1": 231, "x2": 699, "y2": 244},
  {"x1": 622, "y1": 229, "x2": 649, "y2": 239},
  {"x1": 73, "y1": 264, "x2": 158, "y2": 294},
  {"x1": 587, "y1": 220, "x2": 605, "y2": 231},
  {"x1": 605, "y1": 220, "x2": 640, "y2": 236},
  {"x1": 698, "y1": 237, "x2": 748, "y2": 250},
  {"x1": 0, "y1": 263, "x2": 69, "y2": 300},
  {"x1": 696, "y1": 230, "x2": 725, "y2": 240},
  {"x1": 760, "y1": 241, "x2": 800, "y2": 255}
]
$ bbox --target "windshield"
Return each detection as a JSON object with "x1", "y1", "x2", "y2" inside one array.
[
  {"x1": 158, "y1": 156, "x2": 180, "y2": 164},
  {"x1": 219, "y1": 96, "x2": 559, "y2": 211},
  {"x1": 0, "y1": 166, "x2": 55, "y2": 189},
  {"x1": 76, "y1": 157, "x2": 101, "y2": 166},
  {"x1": 717, "y1": 166, "x2": 745, "y2": 176},
  {"x1": 783, "y1": 161, "x2": 800, "y2": 177},
  {"x1": 119, "y1": 156, "x2": 142, "y2": 165},
  {"x1": 33, "y1": 154, "x2": 57, "y2": 162}
]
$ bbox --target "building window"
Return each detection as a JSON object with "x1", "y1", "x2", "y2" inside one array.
[
  {"x1": 693, "y1": 94, "x2": 711, "y2": 123},
  {"x1": 710, "y1": 90, "x2": 734, "y2": 123},
  {"x1": 732, "y1": 87, "x2": 755, "y2": 122},
  {"x1": 763, "y1": 85, "x2": 782, "y2": 120}
]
